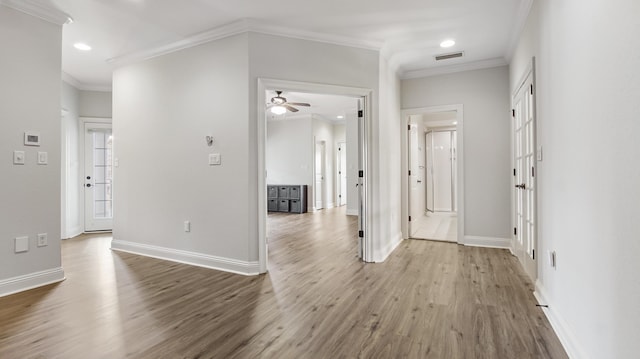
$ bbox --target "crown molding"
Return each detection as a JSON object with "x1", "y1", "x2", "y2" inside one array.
[
  {"x1": 0, "y1": 0, "x2": 72, "y2": 25},
  {"x1": 62, "y1": 72, "x2": 112, "y2": 92},
  {"x1": 108, "y1": 18, "x2": 383, "y2": 67},
  {"x1": 399, "y1": 57, "x2": 508, "y2": 80},
  {"x1": 505, "y1": 0, "x2": 534, "y2": 61}
]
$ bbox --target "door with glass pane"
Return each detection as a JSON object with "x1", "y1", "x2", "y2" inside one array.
[{"x1": 84, "y1": 123, "x2": 113, "y2": 231}]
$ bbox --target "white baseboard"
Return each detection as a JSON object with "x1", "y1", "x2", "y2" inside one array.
[
  {"x1": 110, "y1": 239, "x2": 260, "y2": 276},
  {"x1": 0, "y1": 267, "x2": 65, "y2": 297},
  {"x1": 373, "y1": 231, "x2": 403, "y2": 263},
  {"x1": 534, "y1": 280, "x2": 588, "y2": 359},
  {"x1": 463, "y1": 235, "x2": 511, "y2": 249},
  {"x1": 326, "y1": 202, "x2": 335, "y2": 209},
  {"x1": 346, "y1": 208, "x2": 358, "y2": 216}
]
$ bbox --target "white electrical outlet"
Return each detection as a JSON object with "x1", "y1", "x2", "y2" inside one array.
[
  {"x1": 37, "y1": 233, "x2": 48, "y2": 247},
  {"x1": 15, "y1": 236, "x2": 29, "y2": 253},
  {"x1": 184, "y1": 221, "x2": 191, "y2": 232},
  {"x1": 208, "y1": 153, "x2": 221, "y2": 166}
]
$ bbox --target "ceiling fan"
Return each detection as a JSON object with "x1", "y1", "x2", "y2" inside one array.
[{"x1": 268, "y1": 91, "x2": 311, "y2": 114}]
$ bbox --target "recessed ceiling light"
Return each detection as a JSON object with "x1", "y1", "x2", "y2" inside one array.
[
  {"x1": 337, "y1": 115, "x2": 344, "y2": 119},
  {"x1": 453, "y1": 121, "x2": 458, "y2": 125},
  {"x1": 73, "y1": 43, "x2": 92, "y2": 51},
  {"x1": 440, "y1": 39, "x2": 456, "y2": 48}
]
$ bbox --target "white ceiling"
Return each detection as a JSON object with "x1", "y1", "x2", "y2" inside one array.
[{"x1": 47, "y1": 0, "x2": 529, "y2": 90}]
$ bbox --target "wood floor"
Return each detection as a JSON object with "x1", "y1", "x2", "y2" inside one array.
[{"x1": 0, "y1": 207, "x2": 567, "y2": 359}]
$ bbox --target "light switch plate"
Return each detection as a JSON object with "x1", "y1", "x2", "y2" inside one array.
[
  {"x1": 37, "y1": 233, "x2": 48, "y2": 247},
  {"x1": 13, "y1": 151, "x2": 25, "y2": 165},
  {"x1": 15, "y1": 236, "x2": 29, "y2": 253},
  {"x1": 208, "y1": 153, "x2": 221, "y2": 165},
  {"x1": 37, "y1": 151, "x2": 48, "y2": 165}
]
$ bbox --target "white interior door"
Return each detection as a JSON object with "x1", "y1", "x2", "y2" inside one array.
[
  {"x1": 84, "y1": 123, "x2": 113, "y2": 231},
  {"x1": 314, "y1": 141, "x2": 325, "y2": 210},
  {"x1": 513, "y1": 71, "x2": 537, "y2": 281},
  {"x1": 408, "y1": 124, "x2": 426, "y2": 233},
  {"x1": 337, "y1": 142, "x2": 347, "y2": 206}
]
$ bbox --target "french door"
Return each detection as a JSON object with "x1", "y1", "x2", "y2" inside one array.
[
  {"x1": 513, "y1": 71, "x2": 537, "y2": 281},
  {"x1": 84, "y1": 123, "x2": 113, "y2": 231}
]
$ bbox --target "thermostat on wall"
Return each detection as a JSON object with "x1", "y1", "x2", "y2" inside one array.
[{"x1": 24, "y1": 132, "x2": 40, "y2": 146}]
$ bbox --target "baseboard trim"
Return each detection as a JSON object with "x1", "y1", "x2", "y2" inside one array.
[
  {"x1": 0, "y1": 267, "x2": 65, "y2": 297},
  {"x1": 463, "y1": 235, "x2": 511, "y2": 249},
  {"x1": 534, "y1": 280, "x2": 588, "y2": 359},
  {"x1": 373, "y1": 231, "x2": 403, "y2": 263},
  {"x1": 111, "y1": 239, "x2": 260, "y2": 276},
  {"x1": 346, "y1": 209, "x2": 358, "y2": 216}
]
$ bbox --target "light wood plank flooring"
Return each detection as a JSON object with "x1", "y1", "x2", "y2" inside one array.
[{"x1": 0, "y1": 207, "x2": 567, "y2": 358}]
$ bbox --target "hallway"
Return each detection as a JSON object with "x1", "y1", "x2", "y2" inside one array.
[{"x1": 0, "y1": 207, "x2": 566, "y2": 358}]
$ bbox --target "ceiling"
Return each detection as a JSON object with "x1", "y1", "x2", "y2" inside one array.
[{"x1": 46, "y1": 0, "x2": 530, "y2": 91}]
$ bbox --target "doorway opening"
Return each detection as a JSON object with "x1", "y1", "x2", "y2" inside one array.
[
  {"x1": 402, "y1": 105, "x2": 464, "y2": 244},
  {"x1": 258, "y1": 79, "x2": 373, "y2": 273}
]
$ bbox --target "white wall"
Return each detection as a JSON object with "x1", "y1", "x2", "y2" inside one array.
[
  {"x1": 79, "y1": 90, "x2": 112, "y2": 118},
  {"x1": 402, "y1": 66, "x2": 511, "y2": 240},
  {"x1": 266, "y1": 117, "x2": 313, "y2": 187},
  {"x1": 375, "y1": 55, "x2": 403, "y2": 261},
  {"x1": 112, "y1": 33, "x2": 254, "y2": 272},
  {"x1": 510, "y1": 1, "x2": 640, "y2": 358},
  {"x1": 0, "y1": 6, "x2": 65, "y2": 295}
]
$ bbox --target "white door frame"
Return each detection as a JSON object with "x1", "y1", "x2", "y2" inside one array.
[
  {"x1": 314, "y1": 140, "x2": 326, "y2": 210},
  {"x1": 79, "y1": 117, "x2": 112, "y2": 233},
  {"x1": 257, "y1": 78, "x2": 374, "y2": 273},
  {"x1": 401, "y1": 105, "x2": 465, "y2": 244},
  {"x1": 336, "y1": 141, "x2": 347, "y2": 206}
]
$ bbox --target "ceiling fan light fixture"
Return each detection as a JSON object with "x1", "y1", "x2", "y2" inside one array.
[{"x1": 270, "y1": 105, "x2": 287, "y2": 115}]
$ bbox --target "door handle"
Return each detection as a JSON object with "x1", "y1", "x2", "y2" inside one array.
[
  {"x1": 86, "y1": 183, "x2": 92, "y2": 188},
  {"x1": 417, "y1": 180, "x2": 422, "y2": 183},
  {"x1": 515, "y1": 183, "x2": 525, "y2": 189}
]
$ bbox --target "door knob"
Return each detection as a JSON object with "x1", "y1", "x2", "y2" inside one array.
[
  {"x1": 86, "y1": 183, "x2": 92, "y2": 188},
  {"x1": 515, "y1": 183, "x2": 525, "y2": 189}
]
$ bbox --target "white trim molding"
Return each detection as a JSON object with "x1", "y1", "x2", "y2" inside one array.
[
  {"x1": 372, "y1": 232, "x2": 403, "y2": 263},
  {"x1": 534, "y1": 280, "x2": 589, "y2": 359},
  {"x1": 110, "y1": 240, "x2": 260, "y2": 276},
  {"x1": 505, "y1": 0, "x2": 535, "y2": 61},
  {"x1": 400, "y1": 58, "x2": 508, "y2": 80},
  {"x1": 0, "y1": 267, "x2": 65, "y2": 297},
  {"x1": 0, "y1": 0, "x2": 72, "y2": 25},
  {"x1": 346, "y1": 209, "x2": 359, "y2": 216},
  {"x1": 62, "y1": 72, "x2": 112, "y2": 92},
  {"x1": 463, "y1": 236, "x2": 511, "y2": 249},
  {"x1": 108, "y1": 18, "x2": 383, "y2": 68}
]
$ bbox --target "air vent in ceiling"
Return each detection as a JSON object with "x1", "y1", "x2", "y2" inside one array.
[{"x1": 435, "y1": 51, "x2": 464, "y2": 61}]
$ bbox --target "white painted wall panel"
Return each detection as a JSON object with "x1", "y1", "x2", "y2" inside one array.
[{"x1": 0, "y1": 6, "x2": 63, "y2": 283}]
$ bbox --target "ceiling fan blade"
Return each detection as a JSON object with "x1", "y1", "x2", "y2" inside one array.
[
  {"x1": 284, "y1": 104, "x2": 299, "y2": 112},
  {"x1": 287, "y1": 102, "x2": 310, "y2": 107}
]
